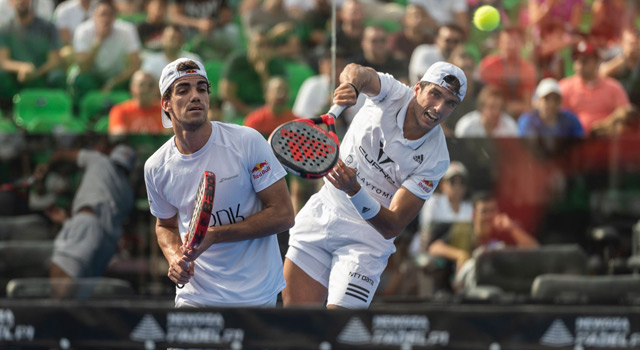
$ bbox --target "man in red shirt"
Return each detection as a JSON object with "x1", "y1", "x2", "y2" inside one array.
[
  {"x1": 559, "y1": 40, "x2": 630, "y2": 135},
  {"x1": 478, "y1": 27, "x2": 537, "y2": 119},
  {"x1": 108, "y1": 70, "x2": 165, "y2": 134},
  {"x1": 243, "y1": 76, "x2": 298, "y2": 137}
]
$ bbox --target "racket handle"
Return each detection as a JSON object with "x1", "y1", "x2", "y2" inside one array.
[
  {"x1": 328, "y1": 105, "x2": 346, "y2": 119},
  {"x1": 176, "y1": 261, "x2": 190, "y2": 289}
]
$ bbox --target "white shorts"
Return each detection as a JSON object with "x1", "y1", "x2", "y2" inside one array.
[{"x1": 286, "y1": 192, "x2": 394, "y2": 308}]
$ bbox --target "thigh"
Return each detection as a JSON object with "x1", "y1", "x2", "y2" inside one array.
[
  {"x1": 282, "y1": 256, "x2": 328, "y2": 307},
  {"x1": 326, "y1": 245, "x2": 390, "y2": 309}
]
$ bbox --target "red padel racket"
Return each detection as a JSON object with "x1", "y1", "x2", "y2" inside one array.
[
  {"x1": 268, "y1": 105, "x2": 346, "y2": 179},
  {"x1": 177, "y1": 170, "x2": 216, "y2": 289}
]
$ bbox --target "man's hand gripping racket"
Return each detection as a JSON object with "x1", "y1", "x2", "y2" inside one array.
[
  {"x1": 177, "y1": 171, "x2": 216, "y2": 289},
  {"x1": 268, "y1": 105, "x2": 346, "y2": 179}
]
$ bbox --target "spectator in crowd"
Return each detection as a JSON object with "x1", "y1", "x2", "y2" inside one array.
[
  {"x1": 409, "y1": 23, "x2": 465, "y2": 85},
  {"x1": 0, "y1": 0, "x2": 66, "y2": 107},
  {"x1": 35, "y1": 144, "x2": 136, "y2": 298},
  {"x1": 518, "y1": 78, "x2": 584, "y2": 138},
  {"x1": 167, "y1": 0, "x2": 232, "y2": 40},
  {"x1": 141, "y1": 24, "x2": 202, "y2": 82},
  {"x1": 442, "y1": 44, "x2": 483, "y2": 136},
  {"x1": 242, "y1": 0, "x2": 301, "y2": 60},
  {"x1": 478, "y1": 27, "x2": 536, "y2": 119},
  {"x1": 387, "y1": 4, "x2": 434, "y2": 62},
  {"x1": 324, "y1": 0, "x2": 366, "y2": 61},
  {"x1": 108, "y1": 69, "x2": 165, "y2": 134},
  {"x1": 243, "y1": 76, "x2": 297, "y2": 137},
  {"x1": 289, "y1": 0, "x2": 332, "y2": 54},
  {"x1": 411, "y1": 161, "x2": 473, "y2": 293},
  {"x1": 53, "y1": 0, "x2": 95, "y2": 47},
  {"x1": 68, "y1": 0, "x2": 141, "y2": 104},
  {"x1": 559, "y1": 40, "x2": 630, "y2": 135},
  {"x1": 353, "y1": 25, "x2": 409, "y2": 85},
  {"x1": 599, "y1": 28, "x2": 640, "y2": 106},
  {"x1": 219, "y1": 29, "x2": 287, "y2": 122},
  {"x1": 183, "y1": 0, "x2": 242, "y2": 62},
  {"x1": 590, "y1": 0, "x2": 627, "y2": 59},
  {"x1": 409, "y1": 0, "x2": 469, "y2": 37},
  {"x1": 0, "y1": 0, "x2": 54, "y2": 27},
  {"x1": 453, "y1": 191, "x2": 539, "y2": 292},
  {"x1": 454, "y1": 85, "x2": 518, "y2": 137},
  {"x1": 528, "y1": 0, "x2": 583, "y2": 79},
  {"x1": 136, "y1": 0, "x2": 167, "y2": 52}
]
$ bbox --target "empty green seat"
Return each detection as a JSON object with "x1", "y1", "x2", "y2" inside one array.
[
  {"x1": 12, "y1": 89, "x2": 74, "y2": 133},
  {"x1": 79, "y1": 90, "x2": 131, "y2": 123},
  {"x1": 203, "y1": 59, "x2": 225, "y2": 96},
  {"x1": 284, "y1": 61, "x2": 315, "y2": 107}
]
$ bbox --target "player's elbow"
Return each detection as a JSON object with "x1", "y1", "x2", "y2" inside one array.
[{"x1": 379, "y1": 227, "x2": 402, "y2": 240}]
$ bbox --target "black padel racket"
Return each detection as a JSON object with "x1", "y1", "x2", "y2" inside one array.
[
  {"x1": 177, "y1": 171, "x2": 216, "y2": 289},
  {"x1": 269, "y1": 105, "x2": 346, "y2": 179}
]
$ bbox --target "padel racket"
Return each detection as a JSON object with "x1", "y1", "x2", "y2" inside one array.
[
  {"x1": 269, "y1": 105, "x2": 346, "y2": 179},
  {"x1": 177, "y1": 170, "x2": 216, "y2": 289}
]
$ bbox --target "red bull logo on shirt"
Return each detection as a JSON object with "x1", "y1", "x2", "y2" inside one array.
[
  {"x1": 251, "y1": 161, "x2": 271, "y2": 179},
  {"x1": 418, "y1": 179, "x2": 435, "y2": 194}
]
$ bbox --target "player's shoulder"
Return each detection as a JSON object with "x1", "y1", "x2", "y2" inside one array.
[
  {"x1": 214, "y1": 121, "x2": 263, "y2": 139},
  {"x1": 144, "y1": 136, "x2": 176, "y2": 173}
]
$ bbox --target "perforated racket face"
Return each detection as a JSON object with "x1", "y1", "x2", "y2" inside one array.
[
  {"x1": 270, "y1": 121, "x2": 339, "y2": 178},
  {"x1": 186, "y1": 171, "x2": 215, "y2": 249}
]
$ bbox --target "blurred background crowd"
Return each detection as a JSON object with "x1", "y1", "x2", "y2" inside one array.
[{"x1": 2, "y1": 0, "x2": 640, "y2": 302}]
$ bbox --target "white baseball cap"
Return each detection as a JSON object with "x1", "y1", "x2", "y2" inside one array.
[
  {"x1": 158, "y1": 57, "x2": 209, "y2": 128},
  {"x1": 109, "y1": 144, "x2": 137, "y2": 173},
  {"x1": 420, "y1": 61, "x2": 467, "y2": 101},
  {"x1": 534, "y1": 78, "x2": 562, "y2": 100},
  {"x1": 444, "y1": 161, "x2": 468, "y2": 180}
]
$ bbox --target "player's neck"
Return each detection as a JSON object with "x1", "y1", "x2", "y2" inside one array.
[{"x1": 174, "y1": 121, "x2": 212, "y2": 155}]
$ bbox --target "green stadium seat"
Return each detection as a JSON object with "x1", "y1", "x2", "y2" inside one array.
[
  {"x1": 12, "y1": 89, "x2": 74, "y2": 133},
  {"x1": 203, "y1": 59, "x2": 225, "y2": 96},
  {"x1": 79, "y1": 90, "x2": 131, "y2": 124},
  {"x1": 284, "y1": 61, "x2": 315, "y2": 107}
]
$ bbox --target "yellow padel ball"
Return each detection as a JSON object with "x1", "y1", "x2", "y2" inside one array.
[{"x1": 473, "y1": 5, "x2": 500, "y2": 31}]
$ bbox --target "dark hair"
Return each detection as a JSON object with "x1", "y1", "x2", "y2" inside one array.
[
  {"x1": 419, "y1": 74, "x2": 463, "y2": 96},
  {"x1": 471, "y1": 191, "x2": 495, "y2": 208},
  {"x1": 161, "y1": 60, "x2": 211, "y2": 122},
  {"x1": 477, "y1": 85, "x2": 504, "y2": 110}
]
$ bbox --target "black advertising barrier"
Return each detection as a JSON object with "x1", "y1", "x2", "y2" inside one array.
[{"x1": 1, "y1": 299, "x2": 640, "y2": 349}]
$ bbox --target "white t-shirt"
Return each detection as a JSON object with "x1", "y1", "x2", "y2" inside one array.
[
  {"x1": 144, "y1": 122, "x2": 287, "y2": 307},
  {"x1": 323, "y1": 72, "x2": 450, "y2": 221},
  {"x1": 409, "y1": 0, "x2": 468, "y2": 26},
  {"x1": 454, "y1": 110, "x2": 519, "y2": 137},
  {"x1": 74, "y1": 18, "x2": 141, "y2": 77},
  {"x1": 418, "y1": 193, "x2": 473, "y2": 229},
  {"x1": 53, "y1": 0, "x2": 95, "y2": 40}
]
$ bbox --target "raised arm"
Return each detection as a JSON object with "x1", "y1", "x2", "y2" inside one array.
[{"x1": 333, "y1": 63, "x2": 381, "y2": 105}]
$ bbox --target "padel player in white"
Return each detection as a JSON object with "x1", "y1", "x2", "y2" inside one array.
[
  {"x1": 144, "y1": 58, "x2": 294, "y2": 307},
  {"x1": 283, "y1": 62, "x2": 467, "y2": 308}
]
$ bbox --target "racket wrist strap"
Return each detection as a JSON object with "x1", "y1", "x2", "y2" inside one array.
[{"x1": 348, "y1": 187, "x2": 380, "y2": 220}]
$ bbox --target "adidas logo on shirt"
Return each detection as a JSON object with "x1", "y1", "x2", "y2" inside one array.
[
  {"x1": 413, "y1": 155, "x2": 423, "y2": 164},
  {"x1": 362, "y1": 207, "x2": 370, "y2": 213}
]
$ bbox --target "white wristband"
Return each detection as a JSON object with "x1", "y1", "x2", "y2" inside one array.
[{"x1": 348, "y1": 187, "x2": 381, "y2": 220}]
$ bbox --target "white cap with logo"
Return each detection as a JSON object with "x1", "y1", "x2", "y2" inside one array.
[
  {"x1": 420, "y1": 61, "x2": 467, "y2": 102},
  {"x1": 158, "y1": 57, "x2": 209, "y2": 128}
]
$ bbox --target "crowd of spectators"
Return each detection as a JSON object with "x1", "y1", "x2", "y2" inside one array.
[{"x1": 2, "y1": 0, "x2": 640, "y2": 299}]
